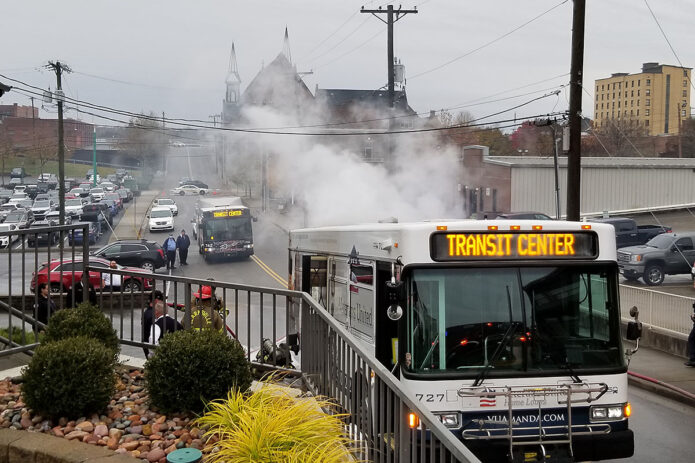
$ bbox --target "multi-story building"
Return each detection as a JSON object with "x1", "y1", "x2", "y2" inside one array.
[{"x1": 594, "y1": 62, "x2": 691, "y2": 136}]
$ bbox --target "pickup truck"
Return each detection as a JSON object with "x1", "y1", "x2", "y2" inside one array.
[
  {"x1": 591, "y1": 217, "x2": 671, "y2": 248},
  {"x1": 617, "y1": 232, "x2": 695, "y2": 285}
]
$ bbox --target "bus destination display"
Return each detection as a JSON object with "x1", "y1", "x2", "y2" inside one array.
[
  {"x1": 430, "y1": 231, "x2": 598, "y2": 261},
  {"x1": 211, "y1": 209, "x2": 245, "y2": 218}
]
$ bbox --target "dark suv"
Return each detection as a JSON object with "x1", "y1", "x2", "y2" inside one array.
[{"x1": 92, "y1": 239, "x2": 166, "y2": 271}]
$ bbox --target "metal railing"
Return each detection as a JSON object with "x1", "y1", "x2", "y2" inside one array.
[
  {"x1": 619, "y1": 284, "x2": 691, "y2": 338},
  {"x1": 0, "y1": 222, "x2": 90, "y2": 355}
]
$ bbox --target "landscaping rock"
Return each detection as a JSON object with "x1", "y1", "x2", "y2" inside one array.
[
  {"x1": 94, "y1": 424, "x2": 108, "y2": 437},
  {"x1": 65, "y1": 430, "x2": 89, "y2": 440}
]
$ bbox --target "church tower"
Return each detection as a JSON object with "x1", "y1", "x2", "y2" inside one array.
[{"x1": 222, "y1": 43, "x2": 242, "y2": 123}]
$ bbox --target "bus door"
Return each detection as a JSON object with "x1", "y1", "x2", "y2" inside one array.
[
  {"x1": 327, "y1": 257, "x2": 349, "y2": 328},
  {"x1": 374, "y1": 262, "x2": 400, "y2": 370},
  {"x1": 348, "y1": 259, "x2": 375, "y2": 343}
]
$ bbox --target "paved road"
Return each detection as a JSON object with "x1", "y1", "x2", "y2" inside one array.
[{"x1": 626, "y1": 385, "x2": 695, "y2": 462}]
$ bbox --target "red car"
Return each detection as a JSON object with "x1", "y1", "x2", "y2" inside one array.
[{"x1": 30, "y1": 256, "x2": 154, "y2": 294}]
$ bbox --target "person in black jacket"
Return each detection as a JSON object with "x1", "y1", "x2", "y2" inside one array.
[
  {"x1": 142, "y1": 289, "x2": 164, "y2": 359},
  {"x1": 176, "y1": 230, "x2": 191, "y2": 265},
  {"x1": 35, "y1": 282, "x2": 56, "y2": 325},
  {"x1": 148, "y1": 300, "x2": 183, "y2": 347},
  {"x1": 65, "y1": 280, "x2": 98, "y2": 308}
]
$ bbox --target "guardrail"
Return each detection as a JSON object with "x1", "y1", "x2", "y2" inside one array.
[{"x1": 619, "y1": 284, "x2": 691, "y2": 338}]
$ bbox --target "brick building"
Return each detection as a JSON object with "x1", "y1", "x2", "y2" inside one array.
[
  {"x1": 0, "y1": 103, "x2": 38, "y2": 120},
  {"x1": 0, "y1": 117, "x2": 92, "y2": 152}
]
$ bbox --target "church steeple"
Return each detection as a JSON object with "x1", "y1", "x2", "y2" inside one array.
[
  {"x1": 225, "y1": 43, "x2": 241, "y2": 103},
  {"x1": 281, "y1": 27, "x2": 292, "y2": 64}
]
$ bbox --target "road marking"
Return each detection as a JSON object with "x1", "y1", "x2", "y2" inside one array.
[{"x1": 250, "y1": 254, "x2": 288, "y2": 288}]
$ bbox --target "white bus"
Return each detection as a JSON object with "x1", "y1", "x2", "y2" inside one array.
[{"x1": 288, "y1": 220, "x2": 638, "y2": 462}]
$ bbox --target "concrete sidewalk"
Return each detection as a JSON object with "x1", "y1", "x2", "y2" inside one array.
[
  {"x1": 108, "y1": 190, "x2": 159, "y2": 243},
  {"x1": 626, "y1": 342, "x2": 695, "y2": 405}
]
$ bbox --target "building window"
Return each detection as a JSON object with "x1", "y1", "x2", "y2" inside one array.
[
  {"x1": 683, "y1": 109, "x2": 687, "y2": 117},
  {"x1": 630, "y1": 110, "x2": 634, "y2": 116},
  {"x1": 685, "y1": 80, "x2": 689, "y2": 87},
  {"x1": 618, "y1": 101, "x2": 621, "y2": 108},
  {"x1": 630, "y1": 100, "x2": 634, "y2": 107},
  {"x1": 595, "y1": 104, "x2": 598, "y2": 111},
  {"x1": 645, "y1": 109, "x2": 650, "y2": 116},
  {"x1": 612, "y1": 92, "x2": 615, "y2": 99},
  {"x1": 601, "y1": 103, "x2": 604, "y2": 109},
  {"x1": 645, "y1": 120, "x2": 650, "y2": 127},
  {"x1": 646, "y1": 89, "x2": 651, "y2": 96},
  {"x1": 637, "y1": 89, "x2": 641, "y2": 96},
  {"x1": 602, "y1": 84, "x2": 605, "y2": 90},
  {"x1": 637, "y1": 109, "x2": 640, "y2": 116},
  {"x1": 612, "y1": 102, "x2": 615, "y2": 108},
  {"x1": 684, "y1": 69, "x2": 688, "y2": 77},
  {"x1": 646, "y1": 79, "x2": 651, "y2": 86},
  {"x1": 613, "y1": 83, "x2": 616, "y2": 90},
  {"x1": 638, "y1": 79, "x2": 641, "y2": 86},
  {"x1": 596, "y1": 86, "x2": 599, "y2": 93},
  {"x1": 683, "y1": 90, "x2": 688, "y2": 97},
  {"x1": 683, "y1": 99, "x2": 687, "y2": 107},
  {"x1": 618, "y1": 82, "x2": 621, "y2": 89},
  {"x1": 646, "y1": 99, "x2": 650, "y2": 106},
  {"x1": 624, "y1": 91, "x2": 627, "y2": 97}
]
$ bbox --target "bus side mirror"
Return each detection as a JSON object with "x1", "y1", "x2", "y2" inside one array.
[
  {"x1": 626, "y1": 305, "x2": 641, "y2": 340},
  {"x1": 252, "y1": 216, "x2": 258, "y2": 222},
  {"x1": 385, "y1": 280, "x2": 405, "y2": 321}
]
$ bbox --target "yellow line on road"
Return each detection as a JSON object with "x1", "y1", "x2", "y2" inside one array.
[{"x1": 251, "y1": 254, "x2": 288, "y2": 288}]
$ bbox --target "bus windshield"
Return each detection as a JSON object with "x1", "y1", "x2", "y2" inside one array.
[
  {"x1": 405, "y1": 265, "x2": 624, "y2": 377},
  {"x1": 204, "y1": 217, "x2": 252, "y2": 241}
]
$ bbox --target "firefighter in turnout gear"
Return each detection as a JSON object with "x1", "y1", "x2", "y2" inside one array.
[{"x1": 185, "y1": 282, "x2": 225, "y2": 332}]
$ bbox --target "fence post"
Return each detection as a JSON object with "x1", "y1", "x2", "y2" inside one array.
[
  {"x1": 81, "y1": 223, "x2": 90, "y2": 290},
  {"x1": 183, "y1": 283, "x2": 192, "y2": 329}
]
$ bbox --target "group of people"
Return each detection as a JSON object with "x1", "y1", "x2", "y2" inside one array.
[
  {"x1": 142, "y1": 281, "x2": 226, "y2": 358},
  {"x1": 162, "y1": 230, "x2": 190, "y2": 270}
]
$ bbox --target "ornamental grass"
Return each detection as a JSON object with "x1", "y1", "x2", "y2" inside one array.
[{"x1": 195, "y1": 382, "x2": 359, "y2": 463}]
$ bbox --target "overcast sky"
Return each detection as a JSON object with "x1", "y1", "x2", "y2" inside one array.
[{"x1": 1, "y1": 0, "x2": 693, "y2": 129}]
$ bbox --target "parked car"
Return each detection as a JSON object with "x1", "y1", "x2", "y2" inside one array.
[
  {"x1": 590, "y1": 217, "x2": 671, "y2": 248},
  {"x1": 3, "y1": 210, "x2": 33, "y2": 230},
  {"x1": 34, "y1": 193, "x2": 50, "y2": 202},
  {"x1": 89, "y1": 187, "x2": 105, "y2": 202},
  {"x1": 68, "y1": 221, "x2": 100, "y2": 245},
  {"x1": 78, "y1": 182, "x2": 92, "y2": 192},
  {"x1": 30, "y1": 257, "x2": 154, "y2": 294},
  {"x1": 0, "y1": 203, "x2": 26, "y2": 222},
  {"x1": 148, "y1": 206, "x2": 174, "y2": 232},
  {"x1": 116, "y1": 188, "x2": 130, "y2": 203},
  {"x1": 92, "y1": 239, "x2": 167, "y2": 271},
  {"x1": 24, "y1": 185, "x2": 39, "y2": 199},
  {"x1": 11, "y1": 181, "x2": 25, "y2": 191},
  {"x1": 82, "y1": 203, "x2": 112, "y2": 225},
  {"x1": 122, "y1": 188, "x2": 133, "y2": 202},
  {"x1": 27, "y1": 220, "x2": 60, "y2": 247},
  {"x1": 65, "y1": 198, "x2": 84, "y2": 217},
  {"x1": 104, "y1": 192, "x2": 123, "y2": 210},
  {"x1": 10, "y1": 167, "x2": 26, "y2": 179},
  {"x1": 70, "y1": 187, "x2": 89, "y2": 198},
  {"x1": 8, "y1": 192, "x2": 28, "y2": 203},
  {"x1": 0, "y1": 223, "x2": 21, "y2": 248},
  {"x1": 153, "y1": 197, "x2": 178, "y2": 215},
  {"x1": 617, "y1": 232, "x2": 695, "y2": 285},
  {"x1": 44, "y1": 210, "x2": 71, "y2": 224},
  {"x1": 37, "y1": 173, "x2": 52, "y2": 182},
  {"x1": 31, "y1": 199, "x2": 56, "y2": 220},
  {"x1": 101, "y1": 199, "x2": 119, "y2": 220},
  {"x1": 170, "y1": 184, "x2": 208, "y2": 196},
  {"x1": 100, "y1": 182, "x2": 116, "y2": 192}
]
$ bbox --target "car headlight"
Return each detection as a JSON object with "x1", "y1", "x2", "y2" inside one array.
[
  {"x1": 629, "y1": 255, "x2": 642, "y2": 262},
  {"x1": 590, "y1": 403, "x2": 631, "y2": 421},
  {"x1": 244, "y1": 244, "x2": 254, "y2": 249},
  {"x1": 435, "y1": 413, "x2": 459, "y2": 428}
]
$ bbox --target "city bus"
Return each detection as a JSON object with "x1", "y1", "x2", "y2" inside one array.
[
  {"x1": 191, "y1": 196, "x2": 254, "y2": 260},
  {"x1": 288, "y1": 220, "x2": 638, "y2": 462}
]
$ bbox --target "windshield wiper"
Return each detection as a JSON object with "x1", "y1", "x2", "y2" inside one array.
[
  {"x1": 473, "y1": 286, "x2": 517, "y2": 387},
  {"x1": 543, "y1": 353, "x2": 582, "y2": 384},
  {"x1": 419, "y1": 334, "x2": 439, "y2": 370}
]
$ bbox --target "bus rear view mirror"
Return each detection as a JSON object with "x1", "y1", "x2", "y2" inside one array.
[
  {"x1": 626, "y1": 321, "x2": 642, "y2": 341},
  {"x1": 386, "y1": 279, "x2": 405, "y2": 321}
]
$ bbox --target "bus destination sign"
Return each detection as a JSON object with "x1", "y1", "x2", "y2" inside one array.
[
  {"x1": 212, "y1": 209, "x2": 245, "y2": 218},
  {"x1": 430, "y1": 231, "x2": 598, "y2": 261}
]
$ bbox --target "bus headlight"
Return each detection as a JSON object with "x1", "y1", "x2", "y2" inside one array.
[
  {"x1": 436, "y1": 413, "x2": 459, "y2": 428},
  {"x1": 244, "y1": 244, "x2": 254, "y2": 249},
  {"x1": 590, "y1": 403, "x2": 629, "y2": 421}
]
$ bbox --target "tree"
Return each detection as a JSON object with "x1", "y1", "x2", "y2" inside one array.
[
  {"x1": 120, "y1": 112, "x2": 168, "y2": 170},
  {"x1": 594, "y1": 117, "x2": 647, "y2": 157},
  {"x1": 509, "y1": 121, "x2": 554, "y2": 156},
  {"x1": 476, "y1": 126, "x2": 512, "y2": 155}
]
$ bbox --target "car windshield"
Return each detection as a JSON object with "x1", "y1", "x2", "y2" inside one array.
[
  {"x1": 158, "y1": 199, "x2": 174, "y2": 205},
  {"x1": 645, "y1": 234, "x2": 675, "y2": 248},
  {"x1": 66, "y1": 199, "x2": 83, "y2": 206},
  {"x1": 204, "y1": 217, "x2": 252, "y2": 241},
  {"x1": 1, "y1": 204, "x2": 16, "y2": 211},
  {"x1": 33, "y1": 201, "x2": 50, "y2": 208},
  {"x1": 91, "y1": 188, "x2": 104, "y2": 194},
  {"x1": 151, "y1": 209, "x2": 172, "y2": 218},
  {"x1": 405, "y1": 265, "x2": 624, "y2": 377}
]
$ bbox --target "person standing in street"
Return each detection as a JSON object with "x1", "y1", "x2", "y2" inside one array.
[
  {"x1": 35, "y1": 282, "x2": 56, "y2": 325},
  {"x1": 176, "y1": 230, "x2": 191, "y2": 265},
  {"x1": 163, "y1": 233, "x2": 177, "y2": 270},
  {"x1": 686, "y1": 302, "x2": 695, "y2": 367}
]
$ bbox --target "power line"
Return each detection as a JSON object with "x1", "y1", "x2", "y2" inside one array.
[
  {"x1": 409, "y1": 0, "x2": 569, "y2": 80},
  {"x1": 5, "y1": 73, "x2": 564, "y2": 135},
  {"x1": 306, "y1": 17, "x2": 372, "y2": 65},
  {"x1": 313, "y1": 27, "x2": 385, "y2": 70}
]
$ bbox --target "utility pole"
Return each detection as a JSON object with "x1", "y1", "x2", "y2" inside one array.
[
  {"x1": 361, "y1": 4, "x2": 417, "y2": 166},
  {"x1": 566, "y1": 0, "x2": 585, "y2": 221},
  {"x1": 46, "y1": 61, "x2": 71, "y2": 225}
]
